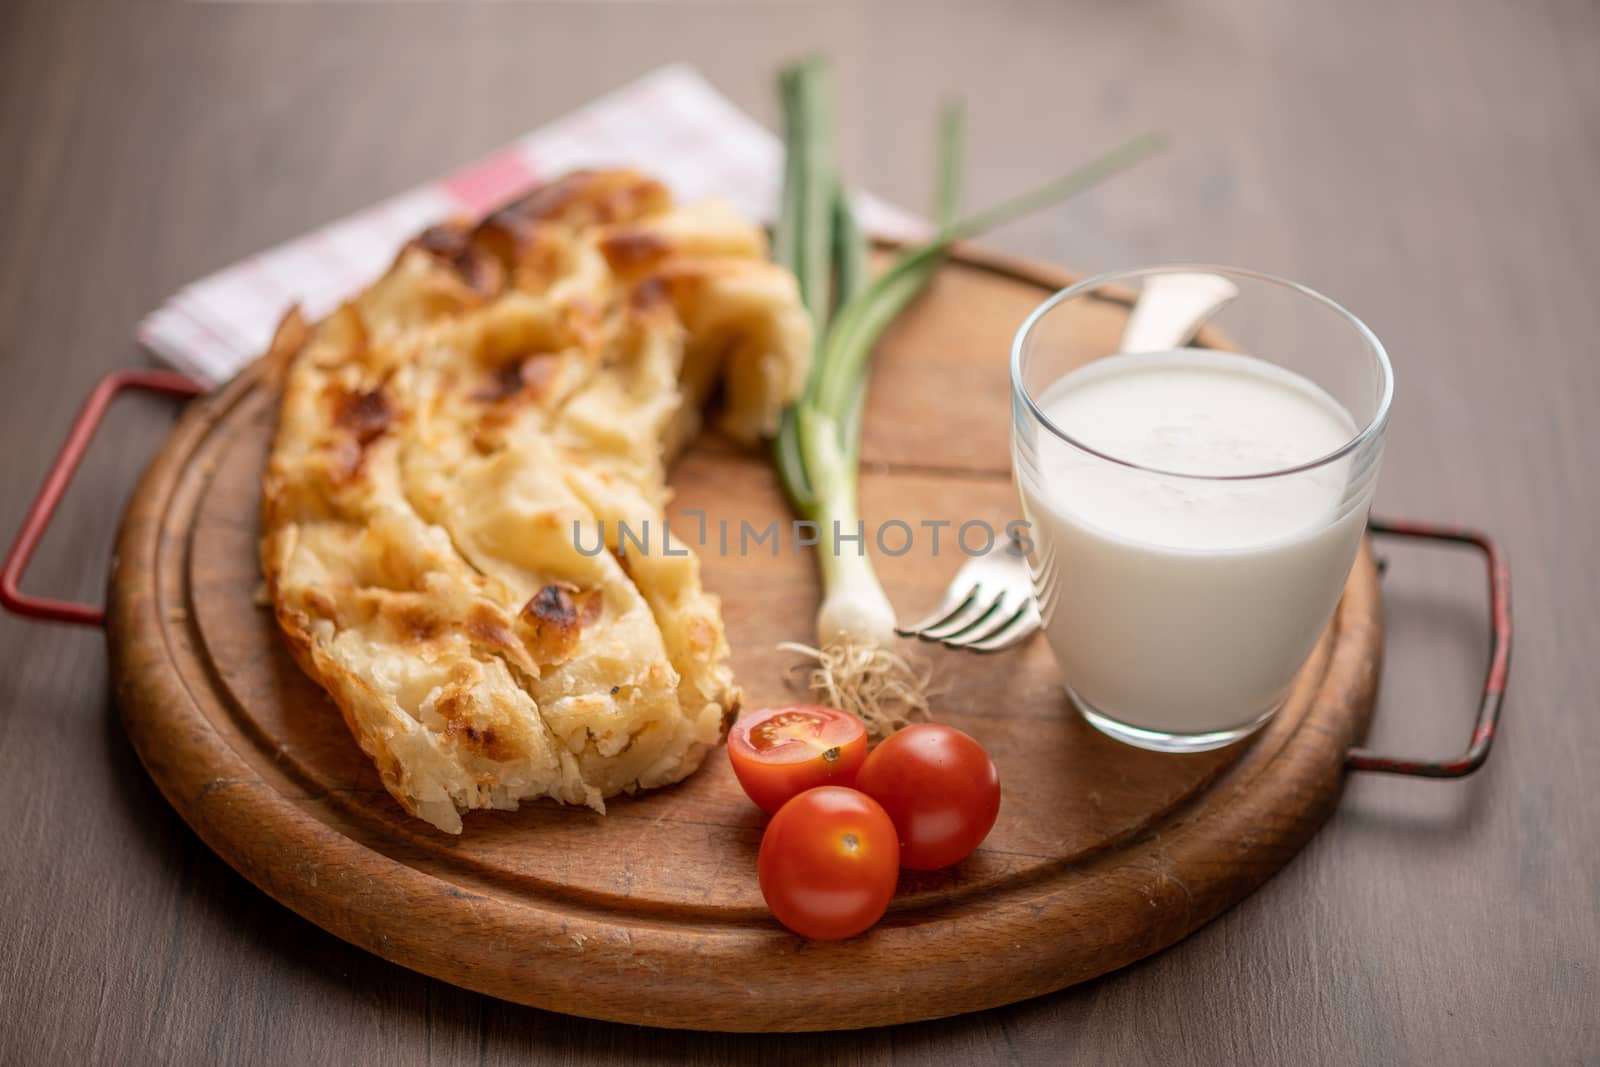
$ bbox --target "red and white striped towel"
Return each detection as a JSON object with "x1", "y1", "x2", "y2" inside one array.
[{"x1": 139, "y1": 63, "x2": 926, "y2": 386}]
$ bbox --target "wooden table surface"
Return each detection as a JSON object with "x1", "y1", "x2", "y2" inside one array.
[{"x1": 2, "y1": 0, "x2": 1594, "y2": 1062}]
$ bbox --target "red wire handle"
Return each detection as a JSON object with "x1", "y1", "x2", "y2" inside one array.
[
  {"x1": 1, "y1": 369, "x2": 205, "y2": 626},
  {"x1": 0, "y1": 374, "x2": 1515, "y2": 778},
  {"x1": 1347, "y1": 518, "x2": 1512, "y2": 778}
]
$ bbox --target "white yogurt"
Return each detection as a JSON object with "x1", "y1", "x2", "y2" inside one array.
[{"x1": 1016, "y1": 348, "x2": 1378, "y2": 741}]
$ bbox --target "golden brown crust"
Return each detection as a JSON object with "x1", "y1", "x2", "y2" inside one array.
[{"x1": 260, "y1": 168, "x2": 811, "y2": 833}]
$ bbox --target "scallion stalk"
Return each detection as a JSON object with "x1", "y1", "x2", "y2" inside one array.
[{"x1": 770, "y1": 58, "x2": 1165, "y2": 730}]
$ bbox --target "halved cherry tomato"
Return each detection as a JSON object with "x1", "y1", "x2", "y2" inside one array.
[
  {"x1": 727, "y1": 705, "x2": 868, "y2": 814},
  {"x1": 757, "y1": 786, "x2": 900, "y2": 940},
  {"x1": 854, "y1": 723, "x2": 1001, "y2": 870}
]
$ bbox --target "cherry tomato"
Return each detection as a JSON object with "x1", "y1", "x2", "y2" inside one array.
[
  {"x1": 727, "y1": 705, "x2": 868, "y2": 814},
  {"x1": 757, "y1": 786, "x2": 900, "y2": 940},
  {"x1": 854, "y1": 723, "x2": 1001, "y2": 870}
]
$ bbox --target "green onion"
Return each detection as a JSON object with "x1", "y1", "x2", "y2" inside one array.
[
  {"x1": 770, "y1": 58, "x2": 1164, "y2": 720},
  {"x1": 934, "y1": 98, "x2": 965, "y2": 229}
]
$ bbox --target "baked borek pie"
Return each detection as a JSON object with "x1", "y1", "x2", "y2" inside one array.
[{"x1": 260, "y1": 169, "x2": 811, "y2": 833}]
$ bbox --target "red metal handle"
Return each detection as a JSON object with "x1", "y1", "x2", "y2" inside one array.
[
  {"x1": 0, "y1": 377, "x2": 1522, "y2": 778},
  {"x1": 1, "y1": 369, "x2": 205, "y2": 626},
  {"x1": 1346, "y1": 517, "x2": 1512, "y2": 778}
]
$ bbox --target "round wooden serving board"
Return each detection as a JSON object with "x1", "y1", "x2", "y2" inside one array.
[{"x1": 107, "y1": 247, "x2": 1382, "y2": 1032}]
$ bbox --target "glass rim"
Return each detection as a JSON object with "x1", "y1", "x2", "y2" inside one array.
[{"x1": 1009, "y1": 263, "x2": 1394, "y2": 482}]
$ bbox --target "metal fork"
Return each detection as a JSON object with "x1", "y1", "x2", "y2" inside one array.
[
  {"x1": 895, "y1": 531, "x2": 1042, "y2": 653},
  {"x1": 897, "y1": 271, "x2": 1239, "y2": 653}
]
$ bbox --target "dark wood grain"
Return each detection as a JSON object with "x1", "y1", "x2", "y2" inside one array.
[{"x1": 1, "y1": 0, "x2": 1595, "y2": 1061}]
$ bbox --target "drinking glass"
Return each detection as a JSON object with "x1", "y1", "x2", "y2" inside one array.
[{"x1": 1010, "y1": 266, "x2": 1392, "y2": 752}]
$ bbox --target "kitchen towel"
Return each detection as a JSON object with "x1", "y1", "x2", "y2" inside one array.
[{"x1": 138, "y1": 63, "x2": 925, "y2": 385}]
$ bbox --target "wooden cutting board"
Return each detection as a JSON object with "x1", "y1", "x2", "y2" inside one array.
[{"x1": 107, "y1": 246, "x2": 1381, "y2": 1032}]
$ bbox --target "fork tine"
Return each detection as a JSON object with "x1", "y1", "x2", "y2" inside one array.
[
  {"x1": 895, "y1": 587, "x2": 977, "y2": 638},
  {"x1": 944, "y1": 597, "x2": 1030, "y2": 648},
  {"x1": 921, "y1": 585, "x2": 1017, "y2": 643},
  {"x1": 960, "y1": 603, "x2": 1041, "y2": 653},
  {"x1": 915, "y1": 588, "x2": 998, "y2": 639},
  {"x1": 1026, "y1": 544, "x2": 1056, "y2": 614},
  {"x1": 897, "y1": 530, "x2": 1042, "y2": 652}
]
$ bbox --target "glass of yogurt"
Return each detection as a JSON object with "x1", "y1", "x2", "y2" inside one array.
[{"x1": 1010, "y1": 266, "x2": 1392, "y2": 753}]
